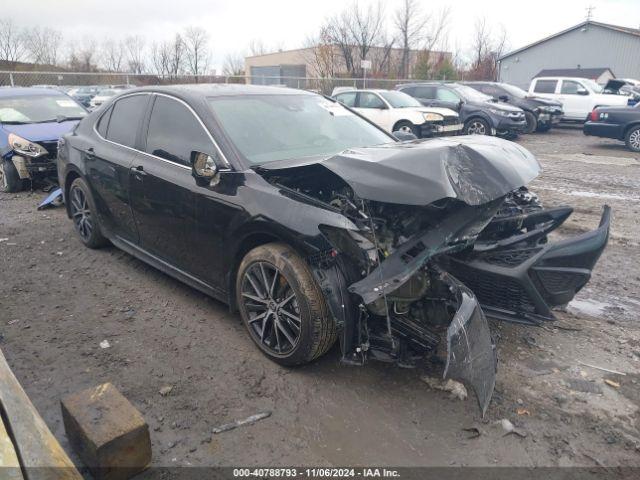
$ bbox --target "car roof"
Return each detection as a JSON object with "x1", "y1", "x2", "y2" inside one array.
[
  {"x1": 533, "y1": 77, "x2": 591, "y2": 81},
  {"x1": 131, "y1": 83, "x2": 315, "y2": 98},
  {"x1": 0, "y1": 87, "x2": 66, "y2": 97}
]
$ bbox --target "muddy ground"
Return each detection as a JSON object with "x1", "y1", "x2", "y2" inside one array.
[{"x1": 1, "y1": 126, "x2": 639, "y2": 471}]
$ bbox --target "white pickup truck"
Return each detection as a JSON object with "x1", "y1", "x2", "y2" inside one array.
[{"x1": 528, "y1": 77, "x2": 629, "y2": 121}]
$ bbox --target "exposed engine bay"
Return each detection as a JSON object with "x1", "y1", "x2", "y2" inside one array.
[{"x1": 256, "y1": 136, "x2": 611, "y2": 415}]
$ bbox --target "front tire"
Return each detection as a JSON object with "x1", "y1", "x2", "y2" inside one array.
[
  {"x1": 0, "y1": 160, "x2": 23, "y2": 193},
  {"x1": 236, "y1": 243, "x2": 336, "y2": 366},
  {"x1": 69, "y1": 177, "x2": 109, "y2": 248},
  {"x1": 537, "y1": 123, "x2": 552, "y2": 132},
  {"x1": 625, "y1": 125, "x2": 640, "y2": 152},
  {"x1": 464, "y1": 117, "x2": 491, "y2": 135},
  {"x1": 393, "y1": 120, "x2": 420, "y2": 138},
  {"x1": 523, "y1": 111, "x2": 538, "y2": 134}
]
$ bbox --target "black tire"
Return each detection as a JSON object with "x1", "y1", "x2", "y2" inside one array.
[
  {"x1": 0, "y1": 160, "x2": 23, "y2": 193},
  {"x1": 625, "y1": 125, "x2": 640, "y2": 152},
  {"x1": 236, "y1": 242, "x2": 336, "y2": 366},
  {"x1": 523, "y1": 111, "x2": 538, "y2": 134},
  {"x1": 393, "y1": 120, "x2": 420, "y2": 138},
  {"x1": 464, "y1": 117, "x2": 491, "y2": 135},
  {"x1": 69, "y1": 177, "x2": 109, "y2": 248},
  {"x1": 537, "y1": 123, "x2": 552, "y2": 132}
]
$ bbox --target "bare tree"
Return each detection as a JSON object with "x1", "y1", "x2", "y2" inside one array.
[
  {"x1": 23, "y1": 27, "x2": 62, "y2": 66},
  {"x1": 248, "y1": 39, "x2": 267, "y2": 56},
  {"x1": 151, "y1": 41, "x2": 171, "y2": 76},
  {"x1": 467, "y1": 18, "x2": 508, "y2": 80},
  {"x1": 303, "y1": 28, "x2": 340, "y2": 78},
  {"x1": 100, "y1": 39, "x2": 125, "y2": 72},
  {"x1": 125, "y1": 35, "x2": 146, "y2": 74},
  {"x1": 0, "y1": 18, "x2": 25, "y2": 62},
  {"x1": 168, "y1": 33, "x2": 185, "y2": 77},
  {"x1": 222, "y1": 52, "x2": 245, "y2": 76},
  {"x1": 348, "y1": 1, "x2": 385, "y2": 75},
  {"x1": 66, "y1": 37, "x2": 99, "y2": 72},
  {"x1": 183, "y1": 26, "x2": 210, "y2": 79}
]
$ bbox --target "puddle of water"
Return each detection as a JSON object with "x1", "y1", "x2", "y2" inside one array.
[{"x1": 568, "y1": 298, "x2": 612, "y2": 317}]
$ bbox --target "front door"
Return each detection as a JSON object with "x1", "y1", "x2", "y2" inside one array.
[
  {"x1": 355, "y1": 92, "x2": 392, "y2": 131},
  {"x1": 129, "y1": 94, "x2": 217, "y2": 276}
]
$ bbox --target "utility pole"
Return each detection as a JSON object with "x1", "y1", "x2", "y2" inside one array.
[{"x1": 586, "y1": 5, "x2": 595, "y2": 21}]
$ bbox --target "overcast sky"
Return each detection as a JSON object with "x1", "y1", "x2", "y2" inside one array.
[{"x1": 6, "y1": 0, "x2": 640, "y2": 71}]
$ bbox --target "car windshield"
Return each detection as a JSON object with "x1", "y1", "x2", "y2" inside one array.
[
  {"x1": 499, "y1": 83, "x2": 528, "y2": 98},
  {"x1": 0, "y1": 94, "x2": 86, "y2": 124},
  {"x1": 583, "y1": 79, "x2": 603, "y2": 93},
  {"x1": 208, "y1": 94, "x2": 393, "y2": 165},
  {"x1": 378, "y1": 90, "x2": 422, "y2": 108},
  {"x1": 452, "y1": 84, "x2": 492, "y2": 102}
]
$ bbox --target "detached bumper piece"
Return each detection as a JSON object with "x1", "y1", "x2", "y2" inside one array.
[{"x1": 443, "y1": 206, "x2": 611, "y2": 325}]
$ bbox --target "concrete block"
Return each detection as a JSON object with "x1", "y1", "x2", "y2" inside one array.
[{"x1": 61, "y1": 383, "x2": 151, "y2": 480}]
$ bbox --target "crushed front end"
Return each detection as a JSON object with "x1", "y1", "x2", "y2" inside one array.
[{"x1": 257, "y1": 136, "x2": 610, "y2": 415}]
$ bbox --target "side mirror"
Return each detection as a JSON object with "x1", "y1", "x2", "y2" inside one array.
[
  {"x1": 393, "y1": 130, "x2": 418, "y2": 141},
  {"x1": 191, "y1": 151, "x2": 219, "y2": 185},
  {"x1": 498, "y1": 95, "x2": 509, "y2": 102},
  {"x1": 577, "y1": 88, "x2": 589, "y2": 96}
]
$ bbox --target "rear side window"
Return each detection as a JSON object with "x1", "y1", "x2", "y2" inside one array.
[
  {"x1": 356, "y1": 92, "x2": 385, "y2": 109},
  {"x1": 96, "y1": 106, "x2": 112, "y2": 138},
  {"x1": 336, "y1": 92, "x2": 356, "y2": 107},
  {"x1": 106, "y1": 95, "x2": 148, "y2": 148},
  {"x1": 533, "y1": 80, "x2": 558, "y2": 94},
  {"x1": 436, "y1": 88, "x2": 460, "y2": 102},
  {"x1": 145, "y1": 96, "x2": 212, "y2": 166}
]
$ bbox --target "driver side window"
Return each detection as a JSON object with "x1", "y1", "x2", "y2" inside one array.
[
  {"x1": 561, "y1": 80, "x2": 584, "y2": 95},
  {"x1": 436, "y1": 88, "x2": 460, "y2": 103},
  {"x1": 145, "y1": 96, "x2": 213, "y2": 166},
  {"x1": 357, "y1": 92, "x2": 385, "y2": 109}
]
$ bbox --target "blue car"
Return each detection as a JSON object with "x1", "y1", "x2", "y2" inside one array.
[{"x1": 0, "y1": 88, "x2": 87, "y2": 192}]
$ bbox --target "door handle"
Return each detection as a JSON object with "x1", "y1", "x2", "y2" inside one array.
[
  {"x1": 130, "y1": 165, "x2": 147, "y2": 179},
  {"x1": 85, "y1": 147, "x2": 95, "y2": 160}
]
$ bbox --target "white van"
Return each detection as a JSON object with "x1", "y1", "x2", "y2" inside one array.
[{"x1": 528, "y1": 77, "x2": 629, "y2": 121}]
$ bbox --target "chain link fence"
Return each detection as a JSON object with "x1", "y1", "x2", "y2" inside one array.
[{"x1": 0, "y1": 70, "x2": 427, "y2": 95}]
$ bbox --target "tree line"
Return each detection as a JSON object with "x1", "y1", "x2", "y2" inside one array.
[{"x1": 0, "y1": 1, "x2": 509, "y2": 81}]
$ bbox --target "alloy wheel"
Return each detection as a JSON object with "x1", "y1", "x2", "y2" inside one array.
[
  {"x1": 630, "y1": 129, "x2": 640, "y2": 150},
  {"x1": 241, "y1": 261, "x2": 301, "y2": 355},
  {"x1": 467, "y1": 121, "x2": 487, "y2": 135},
  {"x1": 70, "y1": 186, "x2": 93, "y2": 241},
  {"x1": 399, "y1": 125, "x2": 413, "y2": 133}
]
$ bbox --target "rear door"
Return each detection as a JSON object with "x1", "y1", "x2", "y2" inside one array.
[
  {"x1": 88, "y1": 93, "x2": 150, "y2": 243},
  {"x1": 407, "y1": 85, "x2": 437, "y2": 106},
  {"x1": 531, "y1": 79, "x2": 558, "y2": 101},
  {"x1": 129, "y1": 94, "x2": 216, "y2": 274}
]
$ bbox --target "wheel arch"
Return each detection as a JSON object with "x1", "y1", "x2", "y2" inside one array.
[
  {"x1": 623, "y1": 121, "x2": 640, "y2": 138},
  {"x1": 63, "y1": 167, "x2": 83, "y2": 218},
  {"x1": 392, "y1": 118, "x2": 416, "y2": 132},
  {"x1": 226, "y1": 228, "x2": 309, "y2": 311}
]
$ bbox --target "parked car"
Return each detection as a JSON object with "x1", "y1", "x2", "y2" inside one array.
[
  {"x1": 89, "y1": 88, "x2": 125, "y2": 109},
  {"x1": 462, "y1": 82, "x2": 563, "y2": 133},
  {"x1": 583, "y1": 102, "x2": 640, "y2": 152},
  {"x1": 0, "y1": 87, "x2": 87, "y2": 192},
  {"x1": 69, "y1": 86, "x2": 100, "y2": 108},
  {"x1": 333, "y1": 89, "x2": 462, "y2": 137},
  {"x1": 57, "y1": 85, "x2": 609, "y2": 414},
  {"x1": 529, "y1": 77, "x2": 629, "y2": 121},
  {"x1": 396, "y1": 82, "x2": 527, "y2": 137}
]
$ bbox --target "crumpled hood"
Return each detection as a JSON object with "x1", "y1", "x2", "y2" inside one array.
[
  {"x1": 259, "y1": 135, "x2": 540, "y2": 206},
  {"x1": 524, "y1": 95, "x2": 562, "y2": 107},
  {"x1": 1, "y1": 120, "x2": 79, "y2": 142}
]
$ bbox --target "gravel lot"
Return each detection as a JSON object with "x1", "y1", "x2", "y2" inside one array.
[{"x1": 1, "y1": 126, "x2": 639, "y2": 470}]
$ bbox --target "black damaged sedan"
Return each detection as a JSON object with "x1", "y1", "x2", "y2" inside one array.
[{"x1": 58, "y1": 85, "x2": 610, "y2": 415}]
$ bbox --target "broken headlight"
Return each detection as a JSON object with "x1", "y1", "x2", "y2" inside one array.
[
  {"x1": 8, "y1": 133, "x2": 47, "y2": 158},
  {"x1": 423, "y1": 112, "x2": 444, "y2": 122}
]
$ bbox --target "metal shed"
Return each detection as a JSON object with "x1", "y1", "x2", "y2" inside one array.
[{"x1": 498, "y1": 21, "x2": 640, "y2": 89}]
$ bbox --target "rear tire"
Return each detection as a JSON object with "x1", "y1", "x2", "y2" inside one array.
[
  {"x1": 523, "y1": 111, "x2": 538, "y2": 134},
  {"x1": 236, "y1": 243, "x2": 336, "y2": 366},
  {"x1": 69, "y1": 177, "x2": 109, "y2": 248},
  {"x1": 464, "y1": 117, "x2": 491, "y2": 135},
  {"x1": 0, "y1": 160, "x2": 23, "y2": 193},
  {"x1": 625, "y1": 125, "x2": 640, "y2": 152}
]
